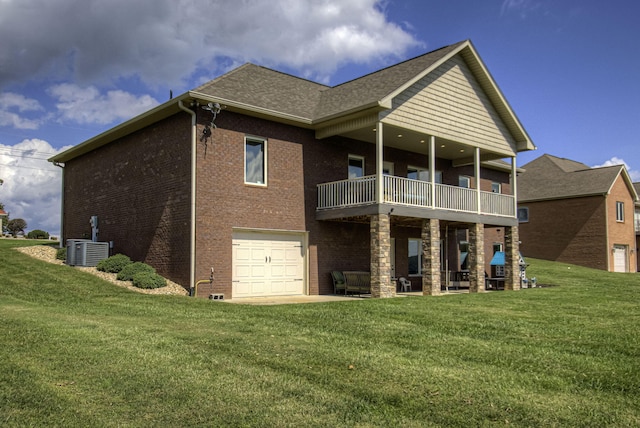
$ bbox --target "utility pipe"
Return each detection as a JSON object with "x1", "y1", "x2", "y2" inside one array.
[
  {"x1": 178, "y1": 100, "x2": 197, "y2": 296},
  {"x1": 53, "y1": 162, "x2": 64, "y2": 247}
]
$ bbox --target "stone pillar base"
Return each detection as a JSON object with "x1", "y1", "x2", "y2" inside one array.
[
  {"x1": 422, "y1": 218, "x2": 441, "y2": 296},
  {"x1": 371, "y1": 213, "x2": 394, "y2": 298}
]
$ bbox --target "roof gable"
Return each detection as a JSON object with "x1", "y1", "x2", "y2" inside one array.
[
  {"x1": 519, "y1": 154, "x2": 637, "y2": 202},
  {"x1": 382, "y1": 52, "x2": 517, "y2": 155}
]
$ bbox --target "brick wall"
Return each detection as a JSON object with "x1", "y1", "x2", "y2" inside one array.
[
  {"x1": 518, "y1": 196, "x2": 608, "y2": 270},
  {"x1": 606, "y1": 174, "x2": 637, "y2": 272},
  {"x1": 63, "y1": 114, "x2": 192, "y2": 287}
]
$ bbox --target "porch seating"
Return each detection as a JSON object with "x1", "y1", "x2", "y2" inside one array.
[
  {"x1": 398, "y1": 277, "x2": 412, "y2": 292},
  {"x1": 330, "y1": 271, "x2": 346, "y2": 294},
  {"x1": 342, "y1": 271, "x2": 371, "y2": 295}
]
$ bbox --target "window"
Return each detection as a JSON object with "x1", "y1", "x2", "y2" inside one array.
[
  {"x1": 616, "y1": 201, "x2": 625, "y2": 222},
  {"x1": 348, "y1": 155, "x2": 364, "y2": 179},
  {"x1": 459, "y1": 175, "x2": 470, "y2": 188},
  {"x1": 495, "y1": 265, "x2": 505, "y2": 277},
  {"x1": 383, "y1": 161, "x2": 394, "y2": 175},
  {"x1": 491, "y1": 182, "x2": 501, "y2": 193},
  {"x1": 408, "y1": 238, "x2": 422, "y2": 276},
  {"x1": 408, "y1": 166, "x2": 442, "y2": 183},
  {"x1": 245, "y1": 137, "x2": 266, "y2": 185},
  {"x1": 493, "y1": 243, "x2": 503, "y2": 254},
  {"x1": 517, "y1": 207, "x2": 529, "y2": 223},
  {"x1": 459, "y1": 241, "x2": 469, "y2": 270}
]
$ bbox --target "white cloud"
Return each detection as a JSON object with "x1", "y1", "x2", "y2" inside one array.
[
  {"x1": 0, "y1": 0, "x2": 419, "y2": 88},
  {"x1": 500, "y1": 0, "x2": 544, "y2": 18},
  {"x1": 0, "y1": 92, "x2": 43, "y2": 129},
  {"x1": 592, "y1": 156, "x2": 640, "y2": 182},
  {"x1": 48, "y1": 84, "x2": 159, "y2": 125},
  {"x1": 0, "y1": 139, "x2": 71, "y2": 236}
]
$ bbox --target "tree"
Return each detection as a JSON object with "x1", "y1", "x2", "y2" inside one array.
[{"x1": 7, "y1": 218, "x2": 27, "y2": 236}]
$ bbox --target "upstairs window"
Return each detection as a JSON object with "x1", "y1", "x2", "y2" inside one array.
[
  {"x1": 616, "y1": 201, "x2": 625, "y2": 222},
  {"x1": 491, "y1": 182, "x2": 501, "y2": 193},
  {"x1": 348, "y1": 155, "x2": 364, "y2": 179},
  {"x1": 459, "y1": 175, "x2": 470, "y2": 188},
  {"x1": 245, "y1": 137, "x2": 267, "y2": 185}
]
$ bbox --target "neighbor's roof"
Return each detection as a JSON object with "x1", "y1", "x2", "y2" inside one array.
[
  {"x1": 50, "y1": 39, "x2": 534, "y2": 163},
  {"x1": 518, "y1": 154, "x2": 638, "y2": 202}
]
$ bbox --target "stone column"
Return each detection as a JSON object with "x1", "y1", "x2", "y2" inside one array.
[
  {"x1": 468, "y1": 223, "x2": 485, "y2": 293},
  {"x1": 504, "y1": 226, "x2": 521, "y2": 290},
  {"x1": 422, "y1": 218, "x2": 441, "y2": 296},
  {"x1": 370, "y1": 213, "x2": 394, "y2": 298}
]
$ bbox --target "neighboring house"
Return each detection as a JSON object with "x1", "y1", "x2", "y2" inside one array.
[
  {"x1": 0, "y1": 209, "x2": 7, "y2": 234},
  {"x1": 634, "y1": 183, "x2": 640, "y2": 272},
  {"x1": 518, "y1": 154, "x2": 638, "y2": 272},
  {"x1": 49, "y1": 40, "x2": 536, "y2": 299}
]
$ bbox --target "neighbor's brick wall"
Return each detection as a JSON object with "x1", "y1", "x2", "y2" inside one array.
[
  {"x1": 63, "y1": 114, "x2": 192, "y2": 287},
  {"x1": 606, "y1": 175, "x2": 637, "y2": 272},
  {"x1": 518, "y1": 196, "x2": 608, "y2": 270}
]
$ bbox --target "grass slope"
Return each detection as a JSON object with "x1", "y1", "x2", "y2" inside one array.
[{"x1": 1, "y1": 239, "x2": 639, "y2": 427}]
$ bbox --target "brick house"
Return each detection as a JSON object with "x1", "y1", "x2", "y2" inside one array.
[
  {"x1": 633, "y1": 183, "x2": 640, "y2": 271},
  {"x1": 49, "y1": 40, "x2": 536, "y2": 298},
  {"x1": 518, "y1": 154, "x2": 638, "y2": 272}
]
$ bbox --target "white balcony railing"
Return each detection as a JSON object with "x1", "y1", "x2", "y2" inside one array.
[{"x1": 317, "y1": 175, "x2": 515, "y2": 217}]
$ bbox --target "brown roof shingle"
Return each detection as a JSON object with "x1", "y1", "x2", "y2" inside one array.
[{"x1": 518, "y1": 154, "x2": 625, "y2": 201}]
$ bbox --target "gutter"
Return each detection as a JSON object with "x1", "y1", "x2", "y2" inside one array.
[
  {"x1": 178, "y1": 100, "x2": 197, "y2": 295},
  {"x1": 53, "y1": 161, "x2": 64, "y2": 247}
]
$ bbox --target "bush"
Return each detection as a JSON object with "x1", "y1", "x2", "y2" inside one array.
[
  {"x1": 27, "y1": 230, "x2": 50, "y2": 239},
  {"x1": 132, "y1": 272, "x2": 166, "y2": 289},
  {"x1": 116, "y1": 262, "x2": 155, "y2": 281},
  {"x1": 56, "y1": 247, "x2": 66, "y2": 261},
  {"x1": 96, "y1": 254, "x2": 132, "y2": 273}
]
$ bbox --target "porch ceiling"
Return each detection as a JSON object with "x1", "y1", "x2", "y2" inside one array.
[{"x1": 340, "y1": 123, "x2": 504, "y2": 162}]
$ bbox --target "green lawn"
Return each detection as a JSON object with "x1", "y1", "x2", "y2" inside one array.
[{"x1": 1, "y1": 239, "x2": 639, "y2": 427}]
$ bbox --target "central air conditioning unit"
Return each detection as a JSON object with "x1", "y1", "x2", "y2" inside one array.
[{"x1": 66, "y1": 240, "x2": 109, "y2": 267}]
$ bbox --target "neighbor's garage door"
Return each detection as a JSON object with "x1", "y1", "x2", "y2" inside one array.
[
  {"x1": 232, "y1": 231, "x2": 305, "y2": 298},
  {"x1": 613, "y1": 245, "x2": 628, "y2": 273}
]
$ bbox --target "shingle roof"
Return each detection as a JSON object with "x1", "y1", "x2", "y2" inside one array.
[
  {"x1": 192, "y1": 41, "x2": 467, "y2": 122},
  {"x1": 314, "y1": 41, "x2": 466, "y2": 120},
  {"x1": 193, "y1": 63, "x2": 328, "y2": 121},
  {"x1": 518, "y1": 154, "x2": 626, "y2": 201}
]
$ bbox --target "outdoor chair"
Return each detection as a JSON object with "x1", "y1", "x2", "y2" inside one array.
[
  {"x1": 331, "y1": 271, "x2": 346, "y2": 294},
  {"x1": 398, "y1": 277, "x2": 412, "y2": 292}
]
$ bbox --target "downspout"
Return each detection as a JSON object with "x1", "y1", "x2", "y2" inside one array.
[
  {"x1": 53, "y1": 162, "x2": 64, "y2": 248},
  {"x1": 178, "y1": 100, "x2": 197, "y2": 296}
]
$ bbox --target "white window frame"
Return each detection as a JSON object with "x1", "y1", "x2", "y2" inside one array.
[
  {"x1": 616, "y1": 201, "x2": 625, "y2": 222},
  {"x1": 491, "y1": 182, "x2": 501, "y2": 193},
  {"x1": 244, "y1": 136, "x2": 267, "y2": 186},
  {"x1": 495, "y1": 265, "x2": 505, "y2": 277},
  {"x1": 493, "y1": 243, "x2": 503, "y2": 254},
  {"x1": 408, "y1": 238, "x2": 422, "y2": 276},
  {"x1": 348, "y1": 155, "x2": 365, "y2": 179}
]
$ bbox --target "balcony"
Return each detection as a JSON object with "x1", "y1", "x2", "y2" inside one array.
[{"x1": 317, "y1": 175, "x2": 515, "y2": 218}]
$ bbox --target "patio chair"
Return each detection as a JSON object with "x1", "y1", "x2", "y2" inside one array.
[
  {"x1": 331, "y1": 271, "x2": 346, "y2": 294},
  {"x1": 398, "y1": 277, "x2": 412, "y2": 292}
]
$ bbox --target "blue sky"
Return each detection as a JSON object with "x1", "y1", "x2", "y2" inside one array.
[{"x1": 1, "y1": 0, "x2": 638, "y2": 235}]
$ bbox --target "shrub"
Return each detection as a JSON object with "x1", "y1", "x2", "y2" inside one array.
[
  {"x1": 27, "y1": 230, "x2": 50, "y2": 239},
  {"x1": 96, "y1": 254, "x2": 132, "y2": 273},
  {"x1": 116, "y1": 262, "x2": 155, "y2": 281},
  {"x1": 56, "y1": 247, "x2": 66, "y2": 261},
  {"x1": 132, "y1": 272, "x2": 166, "y2": 289}
]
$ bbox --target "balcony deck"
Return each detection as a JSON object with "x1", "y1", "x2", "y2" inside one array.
[{"x1": 317, "y1": 175, "x2": 515, "y2": 219}]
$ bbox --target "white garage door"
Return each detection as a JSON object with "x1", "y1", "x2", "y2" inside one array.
[
  {"x1": 613, "y1": 245, "x2": 628, "y2": 273},
  {"x1": 232, "y1": 231, "x2": 305, "y2": 298}
]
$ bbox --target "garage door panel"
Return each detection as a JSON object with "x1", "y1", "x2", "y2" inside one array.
[{"x1": 232, "y1": 232, "x2": 305, "y2": 298}]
